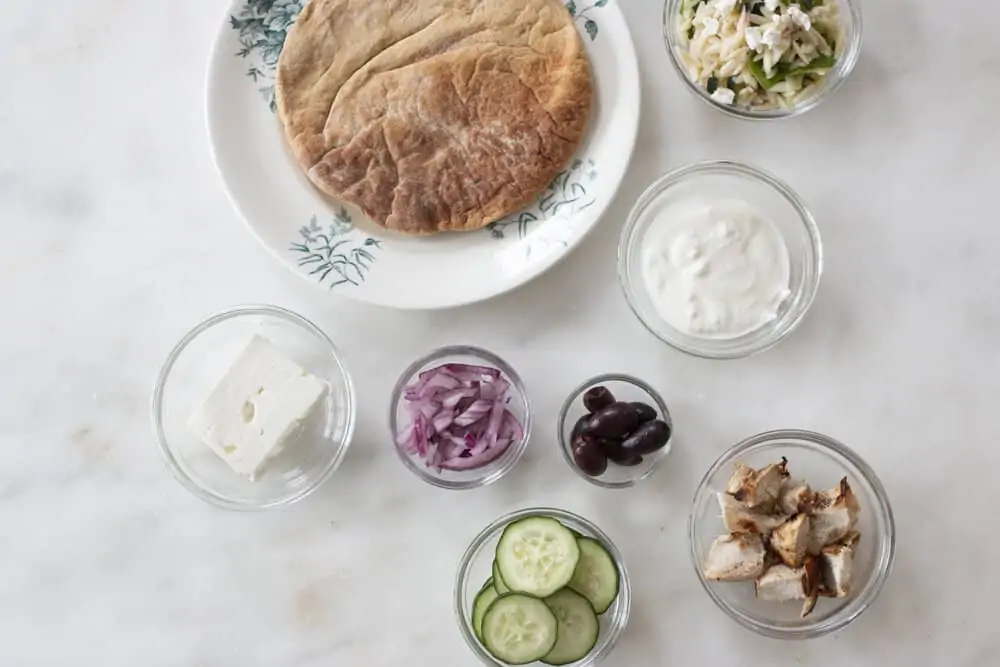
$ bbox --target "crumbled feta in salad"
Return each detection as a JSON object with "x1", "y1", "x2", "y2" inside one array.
[{"x1": 676, "y1": 0, "x2": 845, "y2": 111}]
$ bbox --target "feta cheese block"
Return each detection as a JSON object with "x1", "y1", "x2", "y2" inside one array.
[{"x1": 187, "y1": 335, "x2": 328, "y2": 479}]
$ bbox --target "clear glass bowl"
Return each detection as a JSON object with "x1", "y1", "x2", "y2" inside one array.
[
  {"x1": 151, "y1": 305, "x2": 356, "y2": 510},
  {"x1": 455, "y1": 507, "x2": 632, "y2": 666},
  {"x1": 662, "y1": 0, "x2": 863, "y2": 120},
  {"x1": 690, "y1": 430, "x2": 896, "y2": 639},
  {"x1": 618, "y1": 161, "x2": 822, "y2": 359},
  {"x1": 557, "y1": 374, "x2": 673, "y2": 488},
  {"x1": 389, "y1": 345, "x2": 530, "y2": 490}
]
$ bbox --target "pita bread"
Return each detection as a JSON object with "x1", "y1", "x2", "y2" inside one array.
[{"x1": 276, "y1": 0, "x2": 593, "y2": 235}]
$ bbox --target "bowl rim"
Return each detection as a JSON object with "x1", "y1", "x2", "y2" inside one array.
[
  {"x1": 688, "y1": 429, "x2": 897, "y2": 639},
  {"x1": 557, "y1": 373, "x2": 673, "y2": 489},
  {"x1": 454, "y1": 507, "x2": 632, "y2": 666},
  {"x1": 617, "y1": 159, "x2": 823, "y2": 359},
  {"x1": 150, "y1": 303, "x2": 357, "y2": 511},
  {"x1": 661, "y1": 0, "x2": 864, "y2": 120},
  {"x1": 388, "y1": 345, "x2": 532, "y2": 490}
]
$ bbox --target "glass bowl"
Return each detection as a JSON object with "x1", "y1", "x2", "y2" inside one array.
[
  {"x1": 455, "y1": 507, "x2": 632, "y2": 666},
  {"x1": 618, "y1": 161, "x2": 822, "y2": 359},
  {"x1": 663, "y1": 0, "x2": 863, "y2": 120},
  {"x1": 557, "y1": 374, "x2": 673, "y2": 488},
  {"x1": 151, "y1": 304, "x2": 356, "y2": 510},
  {"x1": 389, "y1": 345, "x2": 531, "y2": 490},
  {"x1": 690, "y1": 429, "x2": 896, "y2": 639}
]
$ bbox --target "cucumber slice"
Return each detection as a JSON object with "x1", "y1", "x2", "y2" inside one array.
[
  {"x1": 496, "y1": 517, "x2": 580, "y2": 598},
  {"x1": 481, "y1": 594, "x2": 558, "y2": 665},
  {"x1": 480, "y1": 576, "x2": 494, "y2": 592},
  {"x1": 568, "y1": 537, "x2": 620, "y2": 614},
  {"x1": 542, "y1": 588, "x2": 600, "y2": 665},
  {"x1": 492, "y1": 560, "x2": 510, "y2": 594},
  {"x1": 472, "y1": 584, "x2": 500, "y2": 641}
]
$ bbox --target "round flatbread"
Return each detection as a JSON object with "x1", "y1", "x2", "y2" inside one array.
[{"x1": 276, "y1": 0, "x2": 593, "y2": 235}]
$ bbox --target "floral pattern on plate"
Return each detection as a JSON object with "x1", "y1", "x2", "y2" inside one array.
[
  {"x1": 232, "y1": 0, "x2": 305, "y2": 111},
  {"x1": 289, "y1": 209, "x2": 381, "y2": 288},
  {"x1": 488, "y1": 159, "x2": 599, "y2": 240}
]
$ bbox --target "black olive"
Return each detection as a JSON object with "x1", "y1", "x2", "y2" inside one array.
[
  {"x1": 584, "y1": 402, "x2": 641, "y2": 440},
  {"x1": 707, "y1": 76, "x2": 719, "y2": 94},
  {"x1": 570, "y1": 413, "x2": 591, "y2": 442},
  {"x1": 727, "y1": 77, "x2": 737, "y2": 91},
  {"x1": 631, "y1": 401, "x2": 657, "y2": 425},
  {"x1": 582, "y1": 386, "x2": 616, "y2": 413},
  {"x1": 621, "y1": 420, "x2": 672, "y2": 456},
  {"x1": 598, "y1": 438, "x2": 644, "y2": 467},
  {"x1": 572, "y1": 436, "x2": 608, "y2": 477}
]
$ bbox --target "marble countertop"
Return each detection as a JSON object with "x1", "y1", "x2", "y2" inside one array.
[{"x1": 2, "y1": 0, "x2": 997, "y2": 665}]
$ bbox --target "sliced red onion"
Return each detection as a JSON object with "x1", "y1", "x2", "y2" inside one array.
[
  {"x1": 396, "y1": 362, "x2": 523, "y2": 472},
  {"x1": 439, "y1": 440, "x2": 511, "y2": 470}
]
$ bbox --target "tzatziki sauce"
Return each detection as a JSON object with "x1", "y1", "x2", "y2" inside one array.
[{"x1": 640, "y1": 199, "x2": 790, "y2": 338}]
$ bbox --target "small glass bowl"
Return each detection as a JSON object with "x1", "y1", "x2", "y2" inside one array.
[
  {"x1": 663, "y1": 0, "x2": 863, "y2": 120},
  {"x1": 557, "y1": 374, "x2": 673, "y2": 488},
  {"x1": 389, "y1": 345, "x2": 531, "y2": 490},
  {"x1": 456, "y1": 507, "x2": 632, "y2": 666},
  {"x1": 618, "y1": 161, "x2": 822, "y2": 359},
  {"x1": 690, "y1": 430, "x2": 896, "y2": 639},
  {"x1": 151, "y1": 305, "x2": 356, "y2": 510}
]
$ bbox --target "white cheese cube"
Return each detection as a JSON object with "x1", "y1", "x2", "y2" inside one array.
[{"x1": 187, "y1": 335, "x2": 328, "y2": 479}]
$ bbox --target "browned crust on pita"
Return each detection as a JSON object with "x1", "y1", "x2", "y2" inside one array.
[{"x1": 276, "y1": 0, "x2": 592, "y2": 234}]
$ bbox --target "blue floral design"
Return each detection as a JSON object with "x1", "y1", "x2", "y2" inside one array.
[
  {"x1": 488, "y1": 159, "x2": 598, "y2": 240},
  {"x1": 566, "y1": 0, "x2": 609, "y2": 40},
  {"x1": 289, "y1": 208, "x2": 381, "y2": 287},
  {"x1": 232, "y1": 0, "x2": 305, "y2": 111}
]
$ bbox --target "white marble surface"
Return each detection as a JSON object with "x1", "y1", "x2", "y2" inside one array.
[{"x1": 1, "y1": 0, "x2": 997, "y2": 665}]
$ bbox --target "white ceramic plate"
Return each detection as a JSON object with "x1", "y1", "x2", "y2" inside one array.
[{"x1": 207, "y1": 0, "x2": 640, "y2": 309}]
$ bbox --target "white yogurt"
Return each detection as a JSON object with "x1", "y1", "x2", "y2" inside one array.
[{"x1": 640, "y1": 199, "x2": 791, "y2": 338}]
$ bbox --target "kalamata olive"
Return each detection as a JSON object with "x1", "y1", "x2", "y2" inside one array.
[
  {"x1": 572, "y1": 436, "x2": 608, "y2": 477},
  {"x1": 631, "y1": 401, "x2": 658, "y2": 424},
  {"x1": 621, "y1": 419, "x2": 672, "y2": 455},
  {"x1": 570, "y1": 413, "x2": 591, "y2": 442},
  {"x1": 584, "y1": 402, "x2": 640, "y2": 440},
  {"x1": 582, "y1": 385, "x2": 616, "y2": 413},
  {"x1": 598, "y1": 438, "x2": 644, "y2": 466}
]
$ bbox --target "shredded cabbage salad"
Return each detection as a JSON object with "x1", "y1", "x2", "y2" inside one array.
[{"x1": 677, "y1": 0, "x2": 845, "y2": 111}]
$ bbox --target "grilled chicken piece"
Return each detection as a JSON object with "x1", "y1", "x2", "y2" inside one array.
[
  {"x1": 820, "y1": 531, "x2": 860, "y2": 597},
  {"x1": 755, "y1": 556, "x2": 822, "y2": 606},
  {"x1": 771, "y1": 514, "x2": 811, "y2": 568},
  {"x1": 718, "y1": 492, "x2": 788, "y2": 534},
  {"x1": 808, "y1": 477, "x2": 861, "y2": 554},
  {"x1": 777, "y1": 478, "x2": 813, "y2": 515},
  {"x1": 703, "y1": 532, "x2": 767, "y2": 582},
  {"x1": 725, "y1": 459, "x2": 788, "y2": 510}
]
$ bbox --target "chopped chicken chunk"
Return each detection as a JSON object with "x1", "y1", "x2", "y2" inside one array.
[
  {"x1": 725, "y1": 459, "x2": 788, "y2": 510},
  {"x1": 808, "y1": 477, "x2": 860, "y2": 554},
  {"x1": 703, "y1": 532, "x2": 767, "y2": 582},
  {"x1": 820, "y1": 531, "x2": 860, "y2": 597},
  {"x1": 718, "y1": 492, "x2": 788, "y2": 534},
  {"x1": 771, "y1": 514, "x2": 811, "y2": 568},
  {"x1": 777, "y1": 478, "x2": 813, "y2": 515},
  {"x1": 755, "y1": 556, "x2": 821, "y2": 605},
  {"x1": 704, "y1": 458, "x2": 865, "y2": 619}
]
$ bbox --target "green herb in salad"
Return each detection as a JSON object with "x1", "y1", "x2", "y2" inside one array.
[{"x1": 748, "y1": 53, "x2": 836, "y2": 90}]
